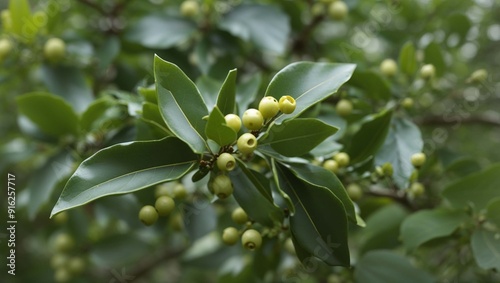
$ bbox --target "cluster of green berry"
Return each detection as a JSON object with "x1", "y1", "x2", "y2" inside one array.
[
  {"x1": 138, "y1": 182, "x2": 187, "y2": 226},
  {"x1": 312, "y1": 0, "x2": 349, "y2": 21},
  {"x1": 49, "y1": 229, "x2": 86, "y2": 283},
  {"x1": 322, "y1": 151, "x2": 350, "y2": 174},
  {"x1": 408, "y1": 152, "x2": 427, "y2": 197},
  {"x1": 221, "y1": 207, "x2": 263, "y2": 251},
  {"x1": 0, "y1": 36, "x2": 66, "y2": 63}
]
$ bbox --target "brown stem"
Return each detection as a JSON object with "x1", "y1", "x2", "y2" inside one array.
[
  {"x1": 366, "y1": 187, "x2": 417, "y2": 211},
  {"x1": 291, "y1": 14, "x2": 325, "y2": 54}
]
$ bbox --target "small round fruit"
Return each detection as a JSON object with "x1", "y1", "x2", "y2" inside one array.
[
  {"x1": 217, "y1": 152, "x2": 236, "y2": 171},
  {"x1": 323, "y1": 159, "x2": 339, "y2": 174},
  {"x1": 242, "y1": 108, "x2": 264, "y2": 130},
  {"x1": 327, "y1": 274, "x2": 342, "y2": 283},
  {"x1": 44, "y1": 38, "x2": 66, "y2": 62},
  {"x1": 382, "y1": 162, "x2": 393, "y2": 177},
  {"x1": 173, "y1": 183, "x2": 187, "y2": 199},
  {"x1": 170, "y1": 213, "x2": 184, "y2": 231},
  {"x1": 51, "y1": 253, "x2": 69, "y2": 269},
  {"x1": 213, "y1": 174, "x2": 233, "y2": 199},
  {"x1": 375, "y1": 166, "x2": 384, "y2": 177},
  {"x1": 0, "y1": 38, "x2": 13, "y2": 59},
  {"x1": 53, "y1": 233, "x2": 74, "y2": 252},
  {"x1": 402, "y1": 97, "x2": 414, "y2": 109},
  {"x1": 180, "y1": 0, "x2": 199, "y2": 17},
  {"x1": 67, "y1": 257, "x2": 85, "y2": 275},
  {"x1": 279, "y1": 95, "x2": 296, "y2": 114},
  {"x1": 346, "y1": 184, "x2": 363, "y2": 201},
  {"x1": 329, "y1": 1, "x2": 348, "y2": 20},
  {"x1": 334, "y1": 152, "x2": 350, "y2": 167},
  {"x1": 380, "y1": 59, "x2": 398, "y2": 77},
  {"x1": 335, "y1": 99, "x2": 353, "y2": 117},
  {"x1": 224, "y1": 114, "x2": 242, "y2": 133},
  {"x1": 53, "y1": 211, "x2": 69, "y2": 225},
  {"x1": 237, "y1": 133, "x2": 257, "y2": 155},
  {"x1": 411, "y1": 153, "x2": 426, "y2": 168},
  {"x1": 231, "y1": 207, "x2": 248, "y2": 224},
  {"x1": 155, "y1": 183, "x2": 171, "y2": 198},
  {"x1": 469, "y1": 69, "x2": 488, "y2": 83},
  {"x1": 139, "y1": 205, "x2": 158, "y2": 226},
  {"x1": 410, "y1": 182, "x2": 425, "y2": 197},
  {"x1": 54, "y1": 268, "x2": 71, "y2": 283},
  {"x1": 241, "y1": 229, "x2": 262, "y2": 251},
  {"x1": 258, "y1": 96, "x2": 280, "y2": 119},
  {"x1": 222, "y1": 227, "x2": 239, "y2": 245},
  {"x1": 311, "y1": 3, "x2": 325, "y2": 16},
  {"x1": 155, "y1": 196, "x2": 175, "y2": 216},
  {"x1": 420, "y1": 64, "x2": 435, "y2": 79}
]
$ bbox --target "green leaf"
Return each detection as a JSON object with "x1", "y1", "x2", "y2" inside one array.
[
  {"x1": 217, "y1": 69, "x2": 237, "y2": 115},
  {"x1": 260, "y1": 118, "x2": 338, "y2": 157},
  {"x1": 40, "y1": 64, "x2": 94, "y2": 113},
  {"x1": 138, "y1": 86, "x2": 157, "y2": 104},
  {"x1": 286, "y1": 162, "x2": 356, "y2": 223},
  {"x1": 16, "y1": 92, "x2": 79, "y2": 138},
  {"x1": 219, "y1": 4, "x2": 290, "y2": 54},
  {"x1": 424, "y1": 42, "x2": 446, "y2": 77},
  {"x1": 181, "y1": 200, "x2": 217, "y2": 241},
  {"x1": 91, "y1": 233, "x2": 152, "y2": 267},
  {"x1": 442, "y1": 163, "x2": 500, "y2": 211},
  {"x1": 80, "y1": 96, "x2": 126, "y2": 133},
  {"x1": 141, "y1": 101, "x2": 170, "y2": 133},
  {"x1": 275, "y1": 163, "x2": 350, "y2": 266},
  {"x1": 265, "y1": 62, "x2": 356, "y2": 124},
  {"x1": 236, "y1": 73, "x2": 262, "y2": 117},
  {"x1": 205, "y1": 106, "x2": 237, "y2": 147},
  {"x1": 471, "y1": 229, "x2": 500, "y2": 271},
  {"x1": 399, "y1": 42, "x2": 417, "y2": 76},
  {"x1": 27, "y1": 150, "x2": 74, "y2": 219},
  {"x1": 446, "y1": 13, "x2": 471, "y2": 45},
  {"x1": 348, "y1": 109, "x2": 393, "y2": 164},
  {"x1": 400, "y1": 209, "x2": 467, "y2": 251},
  {"x1": 197, "y1": 75, "x2": 220, "y2": 109},
  {"x1": 229, "y1": 160, "x2": 283, "y2": 227},
  {"x1": 8, "y1": 0, "x2": 32, "y2": 38},
  {"x1": 375, "y1": 117, "x2": 423, "y2": 189},
  {"x1": 50, "y1": 137, "x2": 197, "y2": 217},
  {"x1": 155, "y1": 55, "x2": 208, "y2": 154},
  {"x1": 124, "y1": 15, "x2": 197, "y2": 49},
  {"x1": 348, "y1": 70, "x2": 391, "y2": 100},
  {"x1": 354, "y1": 250, "x2": 435, "y2": 283},
  {"x1": 486, "y1": 198, "x2": 500, "y2": 227}
]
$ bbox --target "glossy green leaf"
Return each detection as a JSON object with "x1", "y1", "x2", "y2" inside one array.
[
  {"x1": 265, "y1": 62, "x2": 356, "y2": 124},
  {"x1": 400, "y1": 209, "x2": 467, "y2": 251},
  {"x1": 95, "y1": 36, "x2": 120, "y2": 71},
  {"x1": 80, "y1": 96, "x2": 124, "y2": 132},
  {"x1": 219, "y1": 4, "x2": 290, "y2": 54},
  {"x1": 275, "y1": 163, "x2": 350, "y2": 266},
  {"x1": 229, "y1": 160, "x2": 283, "y2": 227},
  {"x1": 40, "y1": 64, "x2": 94, "y2": 113},
  {"x1": 155, "y1": 55, "x2": 208, "y2": 153},
  {"x1": 217, "y1": 69, "x2": 237, "y2": 115},
  {"x1": 348, "y1": 109, "x2": 393, "y2": 164},
  {"x1": 442, "y1": 163, "x2": 500, "y2": 211},
  {"x1": 141, "y1": 101, "x2": 169, "y2": 132},
  {"x1": 355, "y1": 250, "x2": 435, "y2": 283},
  {"x1": 260, "y1": 118, "x2": 338, "y2": 157},
  {"x1": 424, "y1": 42, "x2": 446, "y2": 77},
  {"x1": 197, "y1": 75, "x2": 220, "y2": 109},
  {"x1": 349, "y1": 70, "x2": 391, "y2": 100},
  {"x1": 486, "y1": 198, "x2": 500, "y2": 227},
  {"x1": 16, "y1": 92, "x2": 79, "y2": 138},
  {"x1": 125, "y1": 15, "x2": 197, "y2": 49},
  {"x1": 399, "y1": 42, "x2": 417, "y2": 76},
  {"x1": 27, "y1": 150, "x2": 74, "y2": 219},
  {"x1": 375, "y1": 117, "x2": 423, "y2": 189},
  {"x1": 8, "y1": 0, "x2": 32, "y2": 38},
  {"x1": 138, "y1": 86, "x2": 157, "y2": 104},
  {"x1": 182, "y1": 200, "x2": 217, "y2": 241},
  {"x1": 205, "y1": 106, "x2": 237, "y2": 147},
  {"x1": 287, "y1": 162, "x2": 356, "y2": 223},
  {"x1": 50, "y1": 137, "x2": 197, "y2": 217},
  {"x1": 471, "y1": 229, "x2": 500, "y2": 271}
]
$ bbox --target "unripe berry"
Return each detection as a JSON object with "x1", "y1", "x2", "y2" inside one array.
[
  {"x1": 53, "y1": 211, "x2": 68, "y2": 225},
  {"x1": 382, "y1": 162, "x2": 393, "y2": 177},
  {"x1": 323, "y1": 159, "x2": 339, "y2": 174},
  {"x1": 329, "y1": 1, "x2": 348, "y2": 20},
  {"x1": 155, "y1": 184, "x2": 171, "y2": 198},
  {"x1": 237, "y1": 133, "x2": 257, "y2": 155},
  {"x1": 51, "y1": 254, "x2": 69, "y2": 269},
  {"x1": 311, "y1": 3, "x2": 325, "y2": 17},
  {"x1": 0, "y1": 38, "x2": 13, "y2": 60},
  {"x1": 346, "y1": 184, "x2": 363, "y2": 201},
  {"x1": 53, "y1": 233, "x2": 74, "y2": 253},
  {"x1": 231, "y1": 207, "x2": 248, "y2": 224},
  {"x1": 222, "y1": 227, "x2": 239, "y2": 245},
  {"x1": 259, "y1": 96, "x2": 280, "y2": 119},
  {"x1": 241, "y1": 229, "x2": 262, "y2": 251},
  {"x1": 217, "y1": 152, "x2": 236, "y2": 171},
  {"x1": 420, "y1": 64, "x2": 435, "y2": 79},
  {"x1": 54, "y1": 268, "x2": 71, "y2": 283},
  {"x1": 180, "y1": 0, "x2": 200, "y2": 17},
  {"x1": 213, "y1": 174, "x2": 233, "y2": 199},
  {"x1": 279, "y1": 95, "x2": 297, "y2": 114},
  {"x1": 402, "y1": 97, "x2": 414, "y2": 109},
  {"x1": 334, "y1": 152, "x2": 350, "y2": 167},
  {"x1": 67, "y1": 257, "x2": 85, "y2": 275},
  {"x1": 224, "y1": 114, "x2": 242, "y2": 133},
  {"x1": 155, "y1": 196, "x2": 175, "y2": 216},
  {"x1": 380, "y1": 59, "x2": 398, "y2": 77},
  {"x1": 173, "y1": 183, "x2": 187, "y2": 199},
  {"x1": 409, "y1": 182, "x2": 425, "y2": 197},
  {"x1": 411, "y1": 153, "x2": 426, "y2": 168},
  {"x1": 327, "y1": 274, "x2": 342, "y2": 283},
  {"x1": 468, "y1": 69, "x2": 488, "y2": 83},
  {"x1": 242, "y1": 108, "x2": 264, "y2": 130},
  {"x1": 138, "y1": 205, "x2": 158, "y2": 226},
  {"x1": 335, "y1": 99, "x2": 353, "y2": 117},
  {"x1": 44, "y1": 38, "x2": 66, "y2": 62},
  {"x1": 169, "y1": 213, "x2": 184, "y2": 231}
]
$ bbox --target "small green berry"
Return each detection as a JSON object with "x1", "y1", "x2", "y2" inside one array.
[
  {"x1": 53, "y1": 233, "x2": 74, "y2": 253},
  {"x1": 334, "y1": 152, "x2": 350, "y2": 167},
  {"x1": 346, "y1": 184, "x2": 363, "y2": 201},
  {"x1": 420, "y1": 64, "x2": 435, "y2": 79},
  {"x1": 327, "y1": 274, "x2": 342, "y2": 283},
  {"x1": 237, "y1": 133, "x2": 257, "y2": 155},
  {"x1": 173, "y1": 183, "x2": 187, "y2": 199},
  {"x1": 242, "y1": 108, "x2": 264, "y2": 130},
  {"x1": 382, "y1": 162, "x2": 393, "y2": 177},
  {"x1": 224, "y1": 114, "x2": 242, "y2": 133},
  {"x1": 155, "y1": 196, "x2": 175, "y2": 216},
  {"x1": 279, "y1": 95, "x2": 296, "y2": 114},
  {"x1": 54, "y1": 268, "x2": 71, "y2": 283},
  {"x1": 139, "y1": 205, "x2": 158, "y2": 226},
  {"x1": 231, "y1": 207, "x2": 248, "y2": 224},
  {"x1": 222, "y1": 227, "x2": 239, "y2": 245},
  {"x1": 53, "y1": 211, "x2": 69, "y2": 225},
  {"x1": 155, "y1": 183, "x2": 171, "y2": 198},
  {"x1": 217, "y1": 152, "x2": 236, "y2": 171},
  {"x1": 409, "y1": 182, "x2": 425, "y2": 197},
  {"x1": 329, "y1": 1, "x2": 348, "y2": 20},
  {"x1": 51, "y1": 254, "x2": 69, "y2": 269},
  {"x1": 212, "y1": 174, "x2": 233, "y2": 199},
  {"x1": 402, "y1": 97, "x2": 414, "y2": 109},
  {"x1": 411, "y1": 153, "x2": 426, "y2": 168},
  {"x1": 44, "y1": 38, "x2": 66, "y2": 62},
  {"x1": 380, "y1": 59, "x2": 398, "y2": 77},
  {"x1": 169, "y1": 213, "x2": 184, "y2": 231},
  {"x1": 258, "y1": 96, "x2": 280, "y2": 119},
  {"x1": 335, "y1": 99, "x2": 353, "y2": 117},
  {"x1": 0, "y1": 38, "x2": 13, "y2": 60},
  {"x1": 180, "y1": 0, "x2": 199, "y2": 17},
  {"x1": 67, "y1": 257, "x2": 85, "y2": 275},
  {"x1": 323, "y1": 159, "x2": 339, "y2": 174},
  {"x1": 241, "y1": 229, "x2": 262, "y2": 251},
  {"x1": 468, "y1": 69, "x2": 488, "y2": 83}
]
